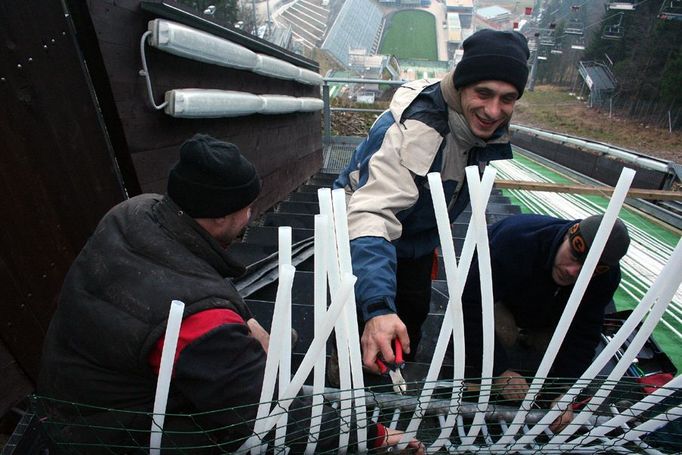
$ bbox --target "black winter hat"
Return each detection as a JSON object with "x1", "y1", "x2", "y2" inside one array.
[
  {"x1": 167, "y1": 134, "x2": 261, "y2": 218},
  {"x1": 568, "y1": 215, "x2": 630, "y2": 266},
  {"x1": 453, "y1": 29, "x2": 530, "y2": 98}
]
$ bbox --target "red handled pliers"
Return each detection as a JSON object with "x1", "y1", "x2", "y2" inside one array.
[{"x1": 375, "y1": 339, "x2": 407, "y2": 394}]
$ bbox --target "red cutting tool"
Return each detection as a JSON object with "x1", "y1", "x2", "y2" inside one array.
[{"x1": 375, "y1": 339, "x2": 407, "y2": 394}]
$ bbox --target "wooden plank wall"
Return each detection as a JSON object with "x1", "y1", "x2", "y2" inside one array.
[
  {"x1": 0, "y1": 0, "x2": 324, "y2": 417},
  {"x1": 76, "y1": 0, "x2": 324, "y2": 215},
  {"x1": 0, "y1": 0, "x2": 126, "y2": 414}
]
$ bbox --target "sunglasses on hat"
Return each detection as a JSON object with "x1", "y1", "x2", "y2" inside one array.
[{"x1": 568, "y1": 223, "x2": 610, "y2": 276}]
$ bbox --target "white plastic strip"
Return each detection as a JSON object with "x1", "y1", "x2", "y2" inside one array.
[
  {"x1": 433, "y1": 167, "x2": 498, "y2": 451},
  {"x1": 275, "y1": 228, "x2": 293, "y2": 452},
  {"x1": 399, "y1": 168, "x2": 496, "y2": 451},
  {"x1": 492, "y1": 167, "x2": 636, "y2": 449},
  {"x1": 317, "y1": 188, "x2": 352, "y2": 452},
  {"x1": 147, "y1": 19, "x2": 322, "y2": 85},
  {"x1": 305, "y1": 215, "x2": 329, "y2": 454},
  {"x1": 238, "y1": 274, "x2": 357, "y2": 453},
  {"x1": 163, "y1": 89, "x2": 323, "y2": 117},
  {"x1": 150, "y1": 300, "x2": 185, "y2": 454},
  {"x1": 511, "y1": 239, "x2": 682, "y2": 451},
  {"x1": 331, "y1": 188, "x2": 368, "y2": 452},
  {"x1": 460, "y1": 166, "x2": 497, "y2": 446},
  {"x1": 574, "y1": 373, "x2": 682, "y2": 448},
  {"x1": 551, "y1": 240, "x2": 682, "y2": 450},
  {"x1": 251, "y1": 264, "x2": 296, "y2": 454}
]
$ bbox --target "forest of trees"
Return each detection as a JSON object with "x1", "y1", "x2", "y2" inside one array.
[{"x1": 535, "y1": 0, "x2": 682, "y2": 129}]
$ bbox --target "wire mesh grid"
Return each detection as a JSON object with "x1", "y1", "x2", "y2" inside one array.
[{"x1": 30, "y1": 377, "x2": 681, "y2": 454}]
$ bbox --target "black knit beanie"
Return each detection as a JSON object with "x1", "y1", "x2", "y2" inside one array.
[
  {"x1": 568, "y1": 215, "x2": 630, "y2": 266},
  {"x1": 167, "y1": 134, "x2": 261, "y2": 218},
  {"x1": 453, "y1": 29, "x2": 530, "y2": 98}
]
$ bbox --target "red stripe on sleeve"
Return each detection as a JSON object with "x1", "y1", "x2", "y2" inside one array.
[{"x1": 148, "y1": 308, "x2": 245, "y2": 375}]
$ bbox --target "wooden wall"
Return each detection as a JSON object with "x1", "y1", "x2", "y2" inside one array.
[
  {"x1": 1, "y1": 0, "x2": 324, "y2": 416},
  {"x1": 0, "y1": 0, "x2": 126, "y2": 414}
]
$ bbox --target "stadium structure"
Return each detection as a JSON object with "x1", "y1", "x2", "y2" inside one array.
[{"x1": 271, "y1": 0, "x2": 474, "y2": 82}]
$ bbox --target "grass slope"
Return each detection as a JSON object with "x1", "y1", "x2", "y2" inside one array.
[{"x1": 380, "y1": 10, "x2": 437, "y2": 60}]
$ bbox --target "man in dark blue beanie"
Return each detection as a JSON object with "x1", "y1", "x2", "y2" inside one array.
[
  {"x1": 334, "y1": 29, "x2": 530, "y2": 375},
  {"x1": 40, "y1": 133, "x2": 421, "y2": 452}
]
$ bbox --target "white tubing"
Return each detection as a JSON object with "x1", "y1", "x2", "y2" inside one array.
[
  {"x1": 251, "y1": 264, "x2": 296, "y2": 454},
  {"x1": 275, "y1": 228, "x2": 293, "y2": 452},
  {"x1": 493, "y1": 167, "x2": 636, "y2": 449},
  {"x1": 305, "y1": 215, "x2": 329, "y2": 455},
  {"x1": 150, "y1": 300, "x2": 185, "y2": 454},
  {"x1": 332, "y1": 188, "x2": 367, "y2": 452}
]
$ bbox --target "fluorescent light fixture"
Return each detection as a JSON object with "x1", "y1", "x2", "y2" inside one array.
[
  {"x1": 164, "y1": 89, "x2": 323, "y2": 118},
  {"x1": 148, "y1": 19, "x2": 258, "y2": 70},
  {"x1": 571, "y1": 45, "x2": 586, "y2": 50},
  {"x1": 261, "y1": 95, "x2": 302, "y2": 114},
  {"x1": 147, "y1": 19, "x2": 322, "y2": 86}
]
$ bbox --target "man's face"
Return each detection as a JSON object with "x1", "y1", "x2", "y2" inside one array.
[
  {"x1": 215, "y1": 205, "x2": 253, "y2": 248},
  {"x1": 552, "y1": 237, "x2": 583, "y2": 286},
  {"x1": 460, "y1": 80, "x2": 519, "y2": 139}
]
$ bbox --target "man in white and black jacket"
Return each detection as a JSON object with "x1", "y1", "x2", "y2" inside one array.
[{"x1": 333, "y1": 29, "x2": 531, "y2": 373}]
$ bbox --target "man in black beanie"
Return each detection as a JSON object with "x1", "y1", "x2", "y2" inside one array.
[
  {"x1": 333, "y1": 29, "x2": 530, "y2": 373},
  {"x1": 39, "y1": 134, "x2": 421, "y2": 452}
]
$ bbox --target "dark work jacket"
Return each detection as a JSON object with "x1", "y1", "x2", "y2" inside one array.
[
  {"x1": 38, "y1": 195, "x2": 377, "y2": 453},
  {"x1": 462, "y1": 214, "x2": 621, "y2": 379}
]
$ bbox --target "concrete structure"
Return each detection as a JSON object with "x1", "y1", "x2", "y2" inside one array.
[{"x1": 475, "y1": 5, "x2": 513, "y2": 31}]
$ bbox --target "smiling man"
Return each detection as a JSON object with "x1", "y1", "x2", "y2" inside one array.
[
  {"x1": 333, "y1": 29, "x2": 530, "y2": 373},
  {"x1": 461, "y1": 213, "x2": 630, "y2": 430}
]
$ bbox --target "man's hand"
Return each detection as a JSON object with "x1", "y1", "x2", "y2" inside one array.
[
  {"x1": 549, "y1": 394, "x2": 574, "y2": 433},
  {"x1": 493, "y1": 369, "x2": 530, "y2": 401},
  {"x1": 246, "y1": 318, "x2": 270, "y2": 353},
  {"x1": 361, "y1": 314, "x2": 410, "y2": 373},
  {"x1": 384, "y1": 427, "x2": 425, "y2": 454}
]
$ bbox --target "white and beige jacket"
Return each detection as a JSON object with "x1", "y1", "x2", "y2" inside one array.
[{"x1": 333, "y1": 74, "x2": 513, "y2": 321}]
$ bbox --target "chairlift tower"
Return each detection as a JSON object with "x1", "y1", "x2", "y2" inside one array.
[
  {"x1": 602, "y1": 12, "x2": 625, "y2": 40},
  {"x1": 564, "y1": 4, "x2": 585, "y2": 35}
]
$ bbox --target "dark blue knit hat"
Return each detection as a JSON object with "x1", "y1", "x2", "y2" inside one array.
[
  {"x1": 167, "y1": 134, "x2": 261, "y2": 218},
  {"x1": 454, "y1": 29, "x2": 530, "y2": 98}
]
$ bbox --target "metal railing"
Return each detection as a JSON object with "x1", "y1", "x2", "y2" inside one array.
[{"x1": 322, "y1": 77, "x2": 406, "y2": 144}]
